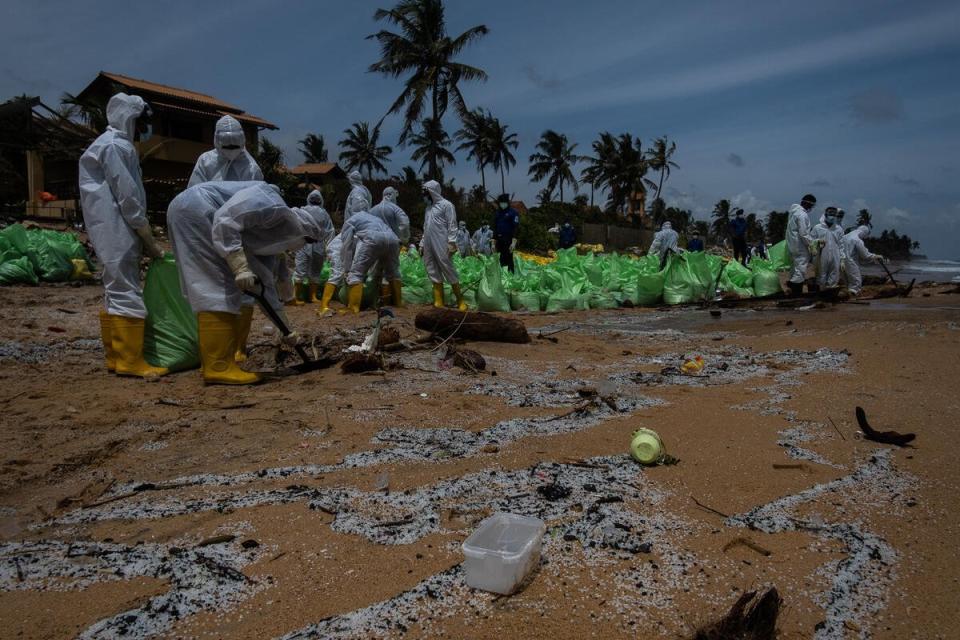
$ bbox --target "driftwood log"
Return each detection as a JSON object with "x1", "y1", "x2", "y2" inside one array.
[
  {"x1": 414, "y1": 308, "x2": 531, "y2": 344},
  {"x1": 692, "y1": 587, "x2": 781, "y2": 640}
]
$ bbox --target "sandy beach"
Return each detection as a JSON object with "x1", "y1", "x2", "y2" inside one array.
[{"x1": 1, "y1": 282, "x2": 958, "y2": 639}]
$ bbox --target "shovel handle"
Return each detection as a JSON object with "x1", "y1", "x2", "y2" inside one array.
[{"x1": 246, "y1": 281, "x2": 313, "y2": 366}]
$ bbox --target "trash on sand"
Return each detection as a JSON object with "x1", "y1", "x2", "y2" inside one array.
[
  {"x1": 681, "y1": 355, "x2": 705, "y2": 375},
  {"x1": 340, "y1": 353, "x2": 384, "y2": 374},
  {"x1": 536, "y1": 483, "x2": 571, "y2": 501},
  {"x1": 462, "y1": 512, "x2": 545, "y2": 595},
  {"x1": 855, "y1": 406, "x2": 915, "y2": 447},
  {"x1": 722, "y1": 536, "x2": 772, "y2": 557},
  {"x1": 630, "y1": 428, "x2": 678, "y2": 466},
  {"x1": 443, "y1": 345, "x2": 486, "y2": 372},
  {"x1": 691, "y1": 587, "x2": 781, "y2": 640},
  {"x1": 375, "y1": 472, "x2": 390, "y2": 493}
]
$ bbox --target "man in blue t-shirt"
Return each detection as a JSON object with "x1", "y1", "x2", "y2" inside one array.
[
  {"x1": 728, "y1": 208, "x2": 748, "y2": 266},
  {"x1": 493, "y1": 193, "x2": 520, "y2": 273},
  {"x1": 558, "y1": 221, "x2": 576, "y2": 249}
]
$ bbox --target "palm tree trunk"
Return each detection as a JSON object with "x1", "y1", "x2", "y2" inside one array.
[
  {"x1": 430, "y1": 83, "x2": 439, "y2": 179},
  {"x1": 480, "y1": 165, "x2": 486, "y2": 196},
  {"x1": 559, "y1": 179, "x2": 564, "y2": 203},
  {"x1": 590, "y1": 182, "x2": 594, "y2": 207},
  {"x1": 657, "y1": 168, "x2": 665, "y2": 201},
  {"x1": 500, "y1": 165, "x2": 506, "y2": 194}
]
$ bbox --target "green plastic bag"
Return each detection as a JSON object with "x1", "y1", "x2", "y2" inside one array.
[
  {"x1": 30, "y1": 234, "x2": 74, "y2": 282},
  {"x1": 477, "y1": 259, "x2": 511, "y2": 312},
  {"x1": 545, "y1": 275, "x2": 588, "y2": 312},
  {"x1": 143, "y1": 254, "x2": 199, "y2": 372},
  {"x1": 510, "y1": 290, "x2": 543, "y2": 311},
  {"x1": 663, "y1": 253, "x2": 713, "y2": 305},
  {"x1": 635, "y1": 272, "x2": 665, "y2": 305},
  {"x1": 588, "y1": 290, "x2": 618, "y2": 310},
  {"x1": 752, "y1": 267, "x2": 783, "y2": 297},
  {"x1": 0, "y1": 256, "x2": 39, "y2": 285},
  {"x1": 766, "y1": 241, "x2": 791, "y2": 270}
]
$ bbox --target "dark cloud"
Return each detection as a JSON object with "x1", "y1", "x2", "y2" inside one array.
[
  {"x1": 849, "y1": 88, "x2": 904, "y2": 123},
  {"x1": 726, "y1": 153, "x2": 745, "y2": 167},
  {"x1": 521, "y1": 65, "x2": 561, "y2": 90},
  {"x1": 892, "y1": 175, "x2": 920, "y2": 188},
  {"x1": 807, "y1": 179, "x2": 833, "y2": 188}
]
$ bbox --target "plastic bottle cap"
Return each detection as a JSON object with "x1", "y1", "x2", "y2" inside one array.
[{"x1": 630, "y1": 428, "x2": 663, "y2": 465}]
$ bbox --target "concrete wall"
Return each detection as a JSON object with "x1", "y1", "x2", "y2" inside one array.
[{"x1": 581, "y1": 223, "x2": 653, "y2": 251}]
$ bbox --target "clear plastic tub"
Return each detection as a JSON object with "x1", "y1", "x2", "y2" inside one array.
[{"x1": 462, "y1": 512, "x2": 545, "y2": 594}]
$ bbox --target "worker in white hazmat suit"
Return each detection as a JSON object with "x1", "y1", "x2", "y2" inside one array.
[
  {"x1": 188, "y1": 115, "x2": 263, "y2": 187},
  {"x1": 785, "y1": 194, "x2": 818, "y2": 295},
  {"x1": 648, "y1": 221, "x2": 680, "y2": 270},
  {"x1": 78, "y1": 92, "x2": 167, "y2": 378},
  {"x1": 369, "y1": 186, "x2": 410, "y2": 304},
  {"x1": 317, "y1": 233, "x2": 344, "y2": 315},
  {"x1": 342, "y1": 170, "x2": 372, "y2": 223},
  {"x1": 811, "y1": 207, "x2": 846, "y2": 289},
  {"x1": 339, "y1": 211, "x2": 402, "y2": 313},
  {"x1": 472, "y1": 224, "x2": 493, "y2": 256},
  {"x1": 166, "y1": 181, "x2": 322, "y2": 385},
  {"x1": 455, "y1": 221, "x2": 473, "y2": 257},
  {"x1": 843, "y1": 225, "x2": 884, "y2": 296},
  {"x1": 420, "y1": 180, "x2": 467, "y2": 310},
  {"x1": 292, "y1": 190, "x2": 335, "y2": 305}
]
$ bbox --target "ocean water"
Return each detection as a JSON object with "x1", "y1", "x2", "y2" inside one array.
[{"x1": 862, "y1": 258, "x2": 960, "y2": 283}]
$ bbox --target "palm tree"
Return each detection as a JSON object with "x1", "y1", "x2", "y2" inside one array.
[
  {"x1": 710, "y1": 199, "x2": 732, "y2": 239},
  {"x1": 645, "y1": 136, "x2": 678, "y2": 202},
  {"x1": 455, "y1": 107, "x2": 492, "y2": 194},
  {"x1": 60, "y1": 92, "x2": 107, "y2": 132},
  {"x1": 409, "y1": 117, "x2": 455, "y2": 180},
  {"x1": 392, "y1": 165, "x2": 420, "y2": 187},
  {"x1": 528, "y1": 130, "x2": 581, "y2": 203},
  {"x1": 298, "y1": 133, "x2": 329, "y2": 163},
  {"x1": 582, "y1": 132, "x2": 649, "y2": 215},
  {"x1": 338, "y1": 122, "x2": 392, "y2": 178},
  {"x1": 536, "y1": 188, "x2": 553, "y2": 206},
  {"x1": 856, "y1": 208, "x2": 872, "y2": 227},
  {"x1": 367, "y1": 0, "x2": 489, "y2": 176},
  {"x1": 486, "y1": 115, "x2": 518, "y2": 194}
]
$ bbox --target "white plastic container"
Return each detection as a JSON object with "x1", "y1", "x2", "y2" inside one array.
[{"x1": 462, "y1": 512, "x2": 545, "y2": 594}]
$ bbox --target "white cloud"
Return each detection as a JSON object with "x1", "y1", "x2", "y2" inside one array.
[
  {"x1": 730, "y1": 190, "x2": 771, "y2": 214},
  {"x1": 884, "y1": 207, "x2": 912, "y2": 223}
]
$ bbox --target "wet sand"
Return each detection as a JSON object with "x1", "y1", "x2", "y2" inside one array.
[{"x1": 0, "y1": 281, "x2": 958, "y2": 639}]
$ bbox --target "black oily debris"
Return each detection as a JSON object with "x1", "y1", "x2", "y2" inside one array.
[{"x1": 537, "y1": 483, "x2": 572, "y2": 501}]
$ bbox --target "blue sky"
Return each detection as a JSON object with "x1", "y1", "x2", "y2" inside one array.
[{"x1": 3, "y1": 0, "x2": 959, "y2": 258}]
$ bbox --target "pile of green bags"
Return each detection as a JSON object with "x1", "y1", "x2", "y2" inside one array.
[
  {"x1": 0, "y1": 224, "x2": 93, "y2": 285},
  {"x1": 388, "y1": 241, "x2": 790, "y2": 313}
]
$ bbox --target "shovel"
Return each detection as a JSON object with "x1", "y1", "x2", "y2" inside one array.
[
  {"x1": 878, "y1": 258, "x2": 899, "y2": 287},
  {"x1": 247, "y1": 283, "x2": 335, "y2": 373}
]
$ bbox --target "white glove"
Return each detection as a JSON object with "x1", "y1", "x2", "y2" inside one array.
[
  {"x1": 874, "y1": 255, "x2": 886, "y2": 263},
  {"x1": 510, "y1": 238, "x2": 517, "y2": 251},
  {"x1": 225, "y1": 250, "x2": 257, "y2": 292},
  {"x1": 281, "y1": 331, "x2": 300, "y2": 347},
  {"x1": 448, "y1": 242, "x2": 457, "y2": 255},
  {"x1": 135, "y1": 225, "x2": 163, "y2": 260}
]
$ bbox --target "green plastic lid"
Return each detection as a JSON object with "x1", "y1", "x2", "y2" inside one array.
[{"x1": 630, "y1": 428, "x2": 664, "y2": 465}]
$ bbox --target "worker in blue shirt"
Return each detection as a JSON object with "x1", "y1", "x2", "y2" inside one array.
[
  {"x1": 493, "y1": 193, "x2": 520, "y2": 273},
  {"x1": 728, "y1": 208, "x2": 749, "y2": 266},
  {"x1": 558, "y1": 221, "x2": 576, "y2": 249},
  {"x1": 686, "y1": 229, "x2": 704, "y2": 252}
]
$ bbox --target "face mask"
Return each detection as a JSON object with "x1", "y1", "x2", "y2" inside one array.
[
  {"x1": 825, "y1": 216, "x2": 836, "y2": 226},
  {"x1": 220, "y1": 147, "x2": 243, "y2": 161},
  {"x1": 498, "y1": 202, "x2": 508, "y2": 210}
]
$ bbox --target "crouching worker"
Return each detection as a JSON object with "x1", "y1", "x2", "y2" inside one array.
[
  {"x1": 79, "y1": 92, "x2": 167, "y2": 378},
  {"x1": 292, "y1": 190, "x2": 335, "y2": 304},
  {"x1": 339, "y1": 209, "x2": 402, "y2": 313},
  {"x1": 167, "y1": 181, "x2": 322, "y2": 385}
]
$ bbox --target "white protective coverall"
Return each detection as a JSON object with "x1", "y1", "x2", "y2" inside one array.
[
  {"x1": 811, "y1": 220, "x2": 846, "y2": 288},
  {"x1": 786, "y1": 203, "x2": 815, "y2": 284},
  {"x1": 421, "y1": 180, "x2": 460, "y2": 284},
  {"x1": 166, "y1": 181, "x2": 321, "y2": 316},
  {"x1": 648, "y1": 221, "x2": 679, "y2": 263},
  {"x1": 188, "y1": 115, "x2": 263, "y2": 187},
  {"x1": 294, "y1": 190, "x2": 336, "y2": 283},
  {"x1": 343, "y1": 170, "x2": 372, "y2": 223},
  {"x1": 369, "y1": 187, "x2": 410, "y2": 244},
  {"x1": 78, "y1": 92, "x2": 157, "y2": 318},
  {"x1": 340, "y1": 211, "x2": 400, "y2": 286},
  {"x1": 455, "y1": 221, "x2": 473, "y2": 257},
  {"x1": 472, "y1": 225, "x2": 494, "y2": 255},
  {"x1": 843, "y1": 225, "x2": 881, "y2": 295}
]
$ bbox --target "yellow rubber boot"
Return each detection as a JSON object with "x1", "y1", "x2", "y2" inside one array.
[
  {"x1": 234, "y1": 305, "x2": 254, "y2": 363},
  {"x1": 451, "y1": 283, "x2": 468, "y2": 312},
  {"x1": 308, "y1": 283, "x2": 320, "y2": 303},
  {"x1": 345, "y1": 283, "x2": 363, "y2": 314},
  {"x1": 432, "y1": 282, "x2": 445, "y2": 308},
  {"x1": 317, "y1": 282, "x2": 337, "y2": 315},
  {"x1": 380, "y1": 282, "x2": 392, "y2": 306},
  {"x1": 110, "y1": 315, "x2": 168, "y2": 378},
  {"x1": 99, "y1": 311, "x2": 117, "y2": 372},
  {"x1": 390, "y1": 279, "x2": 404, "y2": 308},
  {"x1": 198, "y1": 312, "x2": 261, "y2": 385},
  {"x1": 287, "y1": 282, "x2": 305, "y2": 306}
]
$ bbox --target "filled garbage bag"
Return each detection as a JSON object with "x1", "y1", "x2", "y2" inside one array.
[
  {"x1": 662, "y1": 252, "x2": 713, "y2": 304},
  {"x1": 143, "y1": 254, "x2": 199, "y2": 372},
  {"x1": 0, "y1": 225, "x2": 93, "y2": 284},
  {"x1": 766, "y1": 240, "x2": 792, "y2": 271},
  {"x1": 510, "y1": 290, "x2": 543, "y2": 312},
  {"x1": 477, "y1": 258, "x2": 511, "y2": 312},
  {"x1": 0, "y1": 256, "x2": 39, "y2": 285},
  {"x1": 588, "y1": 289, "x2": 618, "y2": 309},
  {"x1": 545, "y1": 274, "x2": 589, "y2": 312},
  {"x1": 751, "y1": 265, "x2": 783, "y2": 297},
  {"x1": 635, "y1": 272, "x2": 665, "y2": 305}
]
